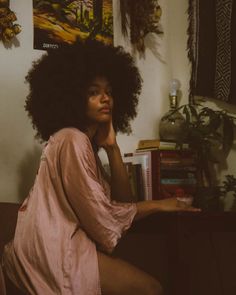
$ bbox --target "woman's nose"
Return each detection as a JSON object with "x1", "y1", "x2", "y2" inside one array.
[{"x1": 101, "y1": 92, "x2": 110, "y2": 102}]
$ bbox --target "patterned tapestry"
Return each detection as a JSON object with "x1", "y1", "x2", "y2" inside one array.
[
  {"x1": 188, "y1": 0, "x2": 236, "y2": 105},
  {"x1": 33, "y1": 0, "x2": 113, "y2": 50}
]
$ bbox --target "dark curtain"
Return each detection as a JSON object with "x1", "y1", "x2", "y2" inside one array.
[{"x1": 188, "y1": 0, "x2": 236, "y2": 105}]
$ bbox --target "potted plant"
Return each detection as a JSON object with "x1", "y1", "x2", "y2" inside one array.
[
  {"x1": 174, "y1": 103, "x2": 235, "y2": 183},
  {"x1": 165, "y1": 101, "x2": 236, "y2": 210},
  {"x1": 192, "y1": 174, "x2": 236, "y2": 211}
]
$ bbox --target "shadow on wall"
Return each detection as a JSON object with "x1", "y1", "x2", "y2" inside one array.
[
  {"x1": 17, "y1": 145, "x2": 42, "y2": 202},
  {"x1": 144, "y1": 33, "x2": 165, "y2": 63}
]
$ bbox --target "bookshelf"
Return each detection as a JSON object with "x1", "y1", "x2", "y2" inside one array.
[
  {"x1": 123, "y1": 142, "x2": 199, "y2": 201},
  {"x1": 157, "y1": 149, "x2": 198, "y2": 200}
]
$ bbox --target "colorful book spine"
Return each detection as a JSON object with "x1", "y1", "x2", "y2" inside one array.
[
  {"x1": 132, "y1": 152, "x2": 151, "y2": 200},
  {"x1": 160, "y1": 169, "x2": 196, "y2": 179},
  {"x1": 161, "y1": 159, "x2": 196, "y2": 166},
  {"x1": 133, "y1": 163, "x2": 145, "y2": 201},
  {"x1": 160, "y1": 178, "x2": 197, "y2": 185},
  {"x1": 137, "y1": 139, "x2": 189, "y2": 150},
  {"x1": 123, "y1": 153, "x2": 151, "y2": 200},
  {"x1": 124, "y1": 146, "x2": 199, "y2": 201},
  {"x1": 160, "y1": 166, "x2": 197, "y2": 172}
]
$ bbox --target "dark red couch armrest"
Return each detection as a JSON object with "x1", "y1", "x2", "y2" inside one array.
[{"x1": 0, "y1": 203, "x2": 21, "y2": 259}]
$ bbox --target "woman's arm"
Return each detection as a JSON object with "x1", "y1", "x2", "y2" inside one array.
[
  {"x1": 134, "y1": 198, "x2": 201, "y2": 221},
  {"x1": 105, "y1": 143, "x2": 133, "y2": 202},
  {"x1": 59, "y1": 129, "x2": 136, "y2": 254},
  {"x1": 95, "y1": 120, "x2": 132, "y2": 202}
]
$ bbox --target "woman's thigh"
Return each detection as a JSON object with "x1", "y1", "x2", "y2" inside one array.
[{"x1": 97, "y1": 251, "x2": 163, "y2": 295}]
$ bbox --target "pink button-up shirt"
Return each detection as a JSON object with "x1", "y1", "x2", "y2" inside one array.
[{"x1": 3, "y1": 128, "x2": 137, "y2": 294}]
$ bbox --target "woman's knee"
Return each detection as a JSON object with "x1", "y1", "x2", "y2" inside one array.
[
  {"x1": 146, "y1": 279, "x2": 163, "y2": 295},
  {"x1": 97, "y1": 251, "x2": 164, "y2": 295},
  {"x1": 136, "y1": 273, "x2": 163, "y2": 295}
]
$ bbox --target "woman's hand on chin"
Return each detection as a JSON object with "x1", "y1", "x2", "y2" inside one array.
[{"x1": 95, "y1": 120, "x2": 117, "y2": 150}]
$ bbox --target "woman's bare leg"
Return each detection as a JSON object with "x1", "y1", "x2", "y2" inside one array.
[{"x1": 97, "y1": 251, "x2": 163, "y2": 295}]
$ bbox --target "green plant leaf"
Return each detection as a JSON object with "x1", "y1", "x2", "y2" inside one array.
[
  {"x1": 183, "y1": 105, "x2": 190, "y2": 123},
  {"x1": 164, "y1": 102, "x2": 236, "y2": 187},
  {"x1": 222, "y1": 115, "x2": 234, "y2": 155},
  {"x1": 199, "y1": 108, "x2": 222, "y2": 132},
  {"x1": 188, "y1": 104, "x2": 198, "y2": 121}
]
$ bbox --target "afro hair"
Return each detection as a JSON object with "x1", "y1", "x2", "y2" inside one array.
[{"x1": 25, "y1": 39, "x2": 142, "y2": 141}]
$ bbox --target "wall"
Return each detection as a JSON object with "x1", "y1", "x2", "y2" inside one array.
[
  {"x1": 111, "y1": 0, "x2": 190, "y2": 156},
  {"x1": 1, "y1": 0, "x2": 233, "y2": 203}
]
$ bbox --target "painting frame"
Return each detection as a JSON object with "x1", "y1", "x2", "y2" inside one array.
[{"x1": 33, "y1": 0, "x2": 113, "y2": 50}]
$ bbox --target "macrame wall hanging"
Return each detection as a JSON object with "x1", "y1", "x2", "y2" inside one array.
[
  {"x1": 188, "y1": 0, "x2": 236, "y2": 105},
  {"x1": 120, "y1": 0, "x2": 162, "y2": 54},
  {"x1": 0, "y1": 0, "x2": 21, "y2": 43}
]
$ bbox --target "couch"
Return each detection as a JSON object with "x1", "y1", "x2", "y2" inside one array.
[{"x1": 0, "y1": 202, "x2": 24, "y2": 295}]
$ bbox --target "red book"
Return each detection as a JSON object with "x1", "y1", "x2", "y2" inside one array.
[{"x1": 160, "y1": 184, "x2": 197, "y2": 199}]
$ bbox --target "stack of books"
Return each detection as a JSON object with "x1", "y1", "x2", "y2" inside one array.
[
  {"x1": 136, "y1": 139, "x2": 189, "y2": 151},
  {"x1": 159, "y1": 150, "x2": 198, "y2": 199},
  {"x1": 123, "y1": 139, "x2": 198, "y2": 201}
]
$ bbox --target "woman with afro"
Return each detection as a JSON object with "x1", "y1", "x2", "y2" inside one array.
[{"x1": 3, "y1": 39, "x2": 199, "y2": 295}]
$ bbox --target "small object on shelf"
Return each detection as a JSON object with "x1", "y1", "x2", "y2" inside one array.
[
  {"x1": 159, "y1": 79, "x2": 186, "y2": 142},
  {"x1": 175, "y1": 188, "x2": 193, "y2": 208}
]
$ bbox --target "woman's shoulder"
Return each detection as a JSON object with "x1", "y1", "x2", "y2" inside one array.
[
  {"x1": 51, "y1": 127, "x2": 89, "y2": 144},
  {"x1": 45, "y1": 128, "x2": 95, "y2": 160},
  {"x1": 45, "y1": 128, "x2": 92, "y2": 154}
]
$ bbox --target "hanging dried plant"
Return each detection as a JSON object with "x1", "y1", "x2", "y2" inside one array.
[
  {"x1": 120, "y1": 0, "x2": 162, "y2": 53},
  {"x1": 0, "y1": 0, "x2": 21, "y2": 43}
]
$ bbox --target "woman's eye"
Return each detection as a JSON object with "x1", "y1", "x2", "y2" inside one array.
[
  {"x1": 88, "y1": 89, "x2": 99, "y2": 96},
  {"x1": 87, "y1": 88, "x2": 112, "y2": 97},
  {"x1": 106, "y1": 89, "x2": 112, "y2": 96}
]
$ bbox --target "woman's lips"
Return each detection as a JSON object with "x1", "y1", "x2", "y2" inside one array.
[{"x1": 99, "y1": 107, "x2": 111, "y2": 113}]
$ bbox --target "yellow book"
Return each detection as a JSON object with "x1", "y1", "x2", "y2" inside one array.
[{"x1": 137, "y1": 139, "x2": 189, "y2": 150}]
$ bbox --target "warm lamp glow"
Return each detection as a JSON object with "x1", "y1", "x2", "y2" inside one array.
[{"x1": 169, "y1": 79, "x2": 181, "y2": 96}]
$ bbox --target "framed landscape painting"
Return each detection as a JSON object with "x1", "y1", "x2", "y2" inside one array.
[{"x1": 33, "y1": 0, "x2": 113, "y2": 50}]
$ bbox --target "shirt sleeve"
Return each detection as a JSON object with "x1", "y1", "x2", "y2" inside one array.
[{"x1": 58, "y1": 131, "x2": 137, "y2": 254}]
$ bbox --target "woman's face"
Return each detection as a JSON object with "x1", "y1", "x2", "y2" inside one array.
[{"x1": 86, "y1": 76, "x2": 114, "y2": 125}]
